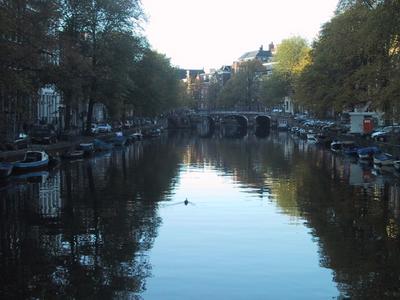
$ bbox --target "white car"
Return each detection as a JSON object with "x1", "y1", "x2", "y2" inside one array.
[
  {"x1": 371, "y1": 125, "x2": 400, "y2": 140},
  {"x1": 91, "y1": 123, "x2": 99, "y2": 134},
  {"x1": 97, "y1": 123, "x2": 112, "y2": 133}
]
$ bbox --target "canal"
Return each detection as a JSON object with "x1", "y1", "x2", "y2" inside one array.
[{"x1": 1, "y1": 131, "x2": 400, "y2": 299}]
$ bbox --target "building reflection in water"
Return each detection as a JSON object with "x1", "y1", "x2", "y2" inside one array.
[{"x1": 1, "y1": 133, "x2": 400, "y2": 298}]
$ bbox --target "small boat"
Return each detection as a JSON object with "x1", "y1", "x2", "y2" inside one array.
[
  {"x1": 0, "y1": 162, "x2": 14, "y2": 179},
  {"x1": 130, "y1": 132, "x2": 143, "y2": 141},
  {"x1": 79, "y1": 143, "x2": 94, "y2": 156},
  {"x1": 373, "y1": 152, "x2": 394, "y2": 166},
  {"x1": 394, "y1": 160, "x2": 400, "y2": 171},
  {"x1": 13, "y1": 151, "x2": 49, "y2": 172},
  {"x1": 343, "y1": 145, "x2": 360, "y2": 156},
  {"x1": 61, "y1": 149, "x2": 85, "y2": 160},
  {"x1": 330, "y1": 141, "x2": 356, "y2": 153},
  {"x1": 93, "y1": 139, "x2": 113, "y2": 151},
  {"x1": 149, "y1": 128, "x2": 161, "y2": 137},
  {"x1": 357, "y1": 146, "x2": 380, "y2": 160},
  {"x1": 315, "y1": 134, "x2": 332, "y2": 146},
  {"x1": 113, "y1": 135, "x2": 127, "y2": 146},
  {"x1": 143, "y1": 128, "x2": 161, "y2": 138},
  {"x1": 306, "y1": 131, "x2": 317, "y2": 141}
]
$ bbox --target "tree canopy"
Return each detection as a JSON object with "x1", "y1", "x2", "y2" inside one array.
[
  {"x1": 0, "y1": 0, "x2": 189, "y2": 137},
  {"x1": 218, "y1": 60, "x2": 264, "y2": 110},
  {"x1": 296, "y1": 1, "x2": 400, "y2": 117}
]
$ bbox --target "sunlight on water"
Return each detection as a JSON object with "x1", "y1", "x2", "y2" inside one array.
[{"x1": 143, "y1": 165, "x2": 338, "y2": 300}]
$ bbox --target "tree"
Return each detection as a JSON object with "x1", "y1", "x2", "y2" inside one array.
[
  {"x1": 260, "y1": 72, "x2": 289, "y2": 109},
  {"x1": 335, "y1": 0, "x2": 383, "y2": 14},
  {"x1": 273, "y1": 36, "x2": 311, "y2": 88},
  {"x1": 218, "y1": 60, "x2": 264, "y2": 110},
  {"x1": 296, "y1": 1, "x2": 400, "y2": 118},
  {"x1": 294, "y1": 7, "x2": 372, "y2": 115},
  {"x1": 127, "y1": 49, "x2": 184, "y2": 116},
  {"x1": 0, "y1": 0, "x2": 60, "y2": 139},
  {"x1": 68, "y1": 0, "x2": 144, "y2": 133},
  {"x1": 96, "y1": 32, "x2": 146, "y2": 119}
]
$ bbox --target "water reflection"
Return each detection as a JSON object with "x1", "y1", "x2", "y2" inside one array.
[{"x1": 0, "y1": 132, "x2": 400, "y2": 298}]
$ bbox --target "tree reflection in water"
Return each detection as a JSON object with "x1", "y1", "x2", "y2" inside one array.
[{"x1": 0, "y1": 132, "x2": 400, "y2": 298}]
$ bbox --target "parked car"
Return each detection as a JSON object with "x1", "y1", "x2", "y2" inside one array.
[
  {"x1": 91, "y1": 123, "x2": 99, "y2": 135},
  {"x1": 13, "y1": 133, "x2": 30, "y2": 149},
  {"x1": 1, "y1": 133, "x2": 30, "y2": 151},
  {"x1": 371, "y1": 125, "x2": 400, "y2": 141},
  {"x1": 30, "y1": 126, "x2": 58, "y2": 144},
  {"x1": 112, "y1": 121, "x2": 123, "y2": 131},
  {"x1": 123, "y1": 120, "x2": 133, "y2": 129},
  {"x1": 97, "y1": 123, "x2": 112, "y2": 133}
]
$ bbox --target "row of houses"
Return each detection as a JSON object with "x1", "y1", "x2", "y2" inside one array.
[
  {"x1": 0, "y1": 84, "x2": 109, "y2": 141},
  {"x1": 0, "y1": 2, "x2": 113, "y2": 142},
  {"x1": 182, "y1": 42, "x2": 276, "y2": 111}
]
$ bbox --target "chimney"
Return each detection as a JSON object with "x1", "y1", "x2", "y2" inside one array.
[{"x1": 269, "y1": 42, "x2": 275, "y2": 53}]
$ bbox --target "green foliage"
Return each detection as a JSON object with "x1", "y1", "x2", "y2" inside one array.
[
  {"x1": 260, "y1": 72, "x2": 289, "y2": 108},
  {"x1": 218, "y1": 60, "x2": 264, "y2": 109},
  {"x1": 257, "y1": 36, "x2": 310, "y2": 111},
  {"x1": 0, "y1": 0, "x2": 59, "y2": 95},
  {"x1": 296, "y1": 1, "x2": 400, "y2": 118},
  {"x1": 274, "y1": 36, "x2": 311, "y2": 79},
  {"x1": 128, "y1": 49, "x2": 184, "y2": 116}
]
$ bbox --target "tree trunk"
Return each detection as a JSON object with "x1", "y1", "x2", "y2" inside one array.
[
  {"x1": 64, "y1": 103, "x2": 71, "y2": 131},
  {"x1": 86, "y1": 93, "x2": 95, "y2": 135}
]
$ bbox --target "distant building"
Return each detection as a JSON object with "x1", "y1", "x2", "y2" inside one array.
[
  {"x1": 37, "y1": 85, "x2": 61, "y2": 130},
  {"x1": 284, "y1": 96, "x2": 294, "y2": 115},
  {"x1": 233, "y1": 42, "x2": 276, "y2": 74},
  {"x1": 213, "y1": 65, "x2": 232, "y2": 86},
  {"x1": 92, "y1": 102, "x2": 108, "y2": 123}
]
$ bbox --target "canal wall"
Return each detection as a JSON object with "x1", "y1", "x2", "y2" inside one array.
[{"x1": 0, "y1": 125, "x2": 156, "y2": 161}]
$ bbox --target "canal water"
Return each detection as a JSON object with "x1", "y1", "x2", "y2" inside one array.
[{"x1": 1, "y1": 131, "x2": 400, "y2": 299}]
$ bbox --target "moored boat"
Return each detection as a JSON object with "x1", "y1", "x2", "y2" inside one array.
[
  {"x1": 357, "y1": 146, "x2": 380, "y2": 160},
  {"x1": 315, "y1": 134, "x2": 332, "y2": 145},
  {"x1": 394, "y1": 160, "x2": 400, "y2": 171},
  {"x1": 306, "y1": 131, "x2": 317, "y2": 141},
  {"x1": 13, "y1": 151, "x2": 49, "y2": 173},
  {"x1": 373, "y1": 152, "x2": 394, "y2": 166},
  {"x1": 330, "y1": 141, "x2": 356, "y2": 153},
  {"x1": 0, "y1": 162, "x2": 14, "y2": 179},
  {"x1": 113, "y1": 135, "x2": 127, "y2": 146},
  {"x1": 61, "y1": 149, "x2": 85, "y2": 160},
  {"x1": 79, "y1": 143, "x2": 94, "y2": 156},
  {"x1": 93, "y1": 139, "x2": 113, "y2": 151},
  {"x1": 343, "y1": 144, "x2": 360, "y2": 156},
  {"x1": 130, "y1": 132, "x2": 143, "y2": 141}
]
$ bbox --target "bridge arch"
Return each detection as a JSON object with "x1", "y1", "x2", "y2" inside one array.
[
  {"x1": 220, "y1": 115, "x2": 248, "y2": 138},
  {"x1": 255, "y1": 115, "x2": 270, "y2": 129},
  {"x1": 255, "y1": 115, "x2": 270, "y2": 137},
  {"x1": 221, "y1": 114, "x2": 248, "y2": 129},
  {"x1": 197, "y1": 116, "x2": 215, "y2": 137}
]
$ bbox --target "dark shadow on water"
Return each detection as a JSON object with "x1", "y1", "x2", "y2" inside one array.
[{"x1": 0, "y1": 132, "x2": 400, "y2": 298}]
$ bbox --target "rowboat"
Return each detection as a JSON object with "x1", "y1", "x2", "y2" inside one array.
[
  {"x1": 373, "y1": 152, "x2": 394, "y2": 166},
  {"x1": 13, "y1": 151, "x2": 49, "y2": 172},
  {"x1": 357, "y1": 146, "x2": 380, "y2": 160},
  {"x1": 330, "y1": 141, "x2": 356, "y2": 153},
  {"x1": 0, "y1": 162, "x2": 13, "y2": 179}
]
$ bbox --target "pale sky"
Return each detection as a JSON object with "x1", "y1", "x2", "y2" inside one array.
[{"x1": 141, "y1": 0, "x2": 338, "y2": 70}]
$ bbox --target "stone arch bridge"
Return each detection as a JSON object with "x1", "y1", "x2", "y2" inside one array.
[{"x1": 168, "y1": 111, "x2": 273, "y2": 136}]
